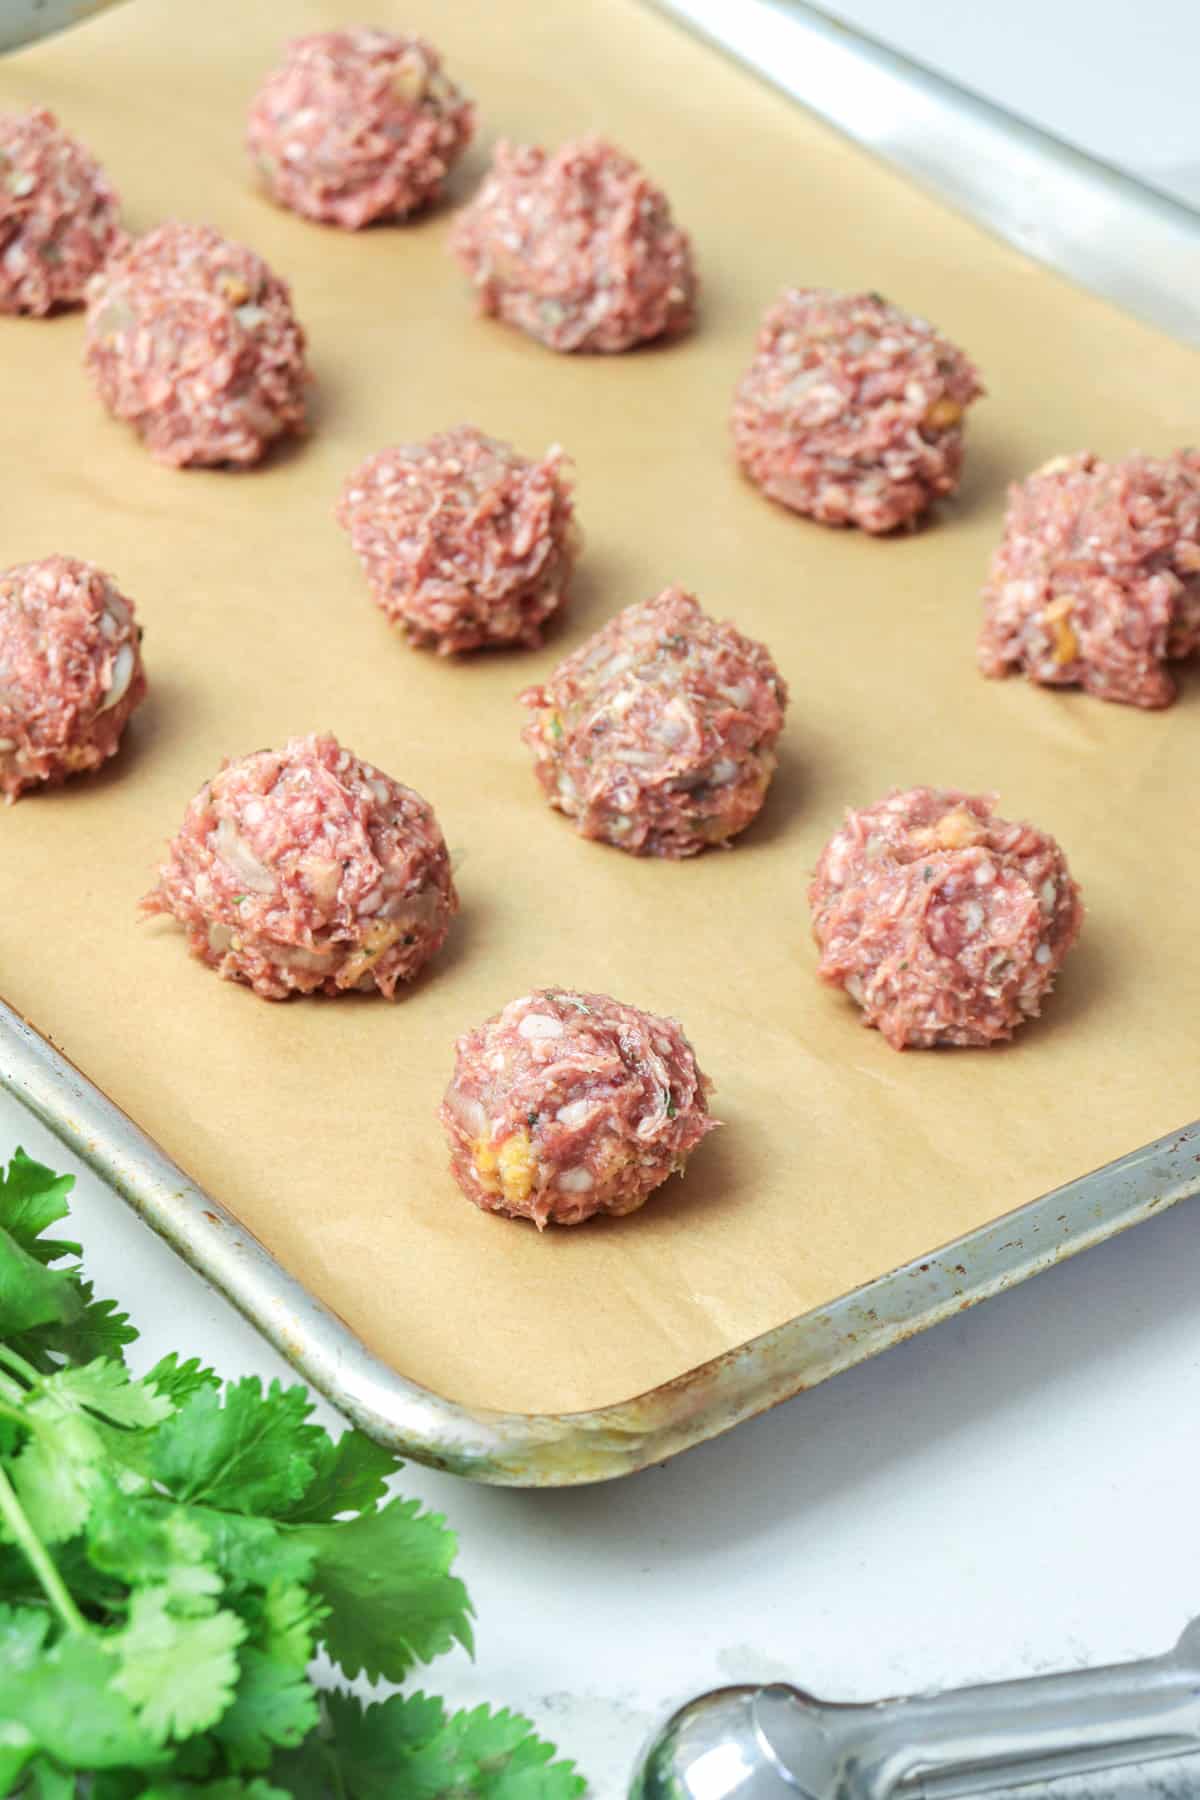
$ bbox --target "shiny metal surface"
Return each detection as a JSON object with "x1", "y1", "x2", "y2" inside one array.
[
  {"x1": 646, "y1": 0, "x2": 1200, "y2": 348},
  {"x1": 2, "y1": 997, "x2": 1197, "y2": 1484},
  {"x1": 628, "y1": 1622, "x2": 1200, "y2": 1799}
]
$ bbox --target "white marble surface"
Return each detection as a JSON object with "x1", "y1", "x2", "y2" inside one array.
[
  {"x1": 4, "y1": 1093, "x2": 1199, "y2": 1797},
  {"x1": 3, "y1": 4, "x2": 1200, "y2": 1794}
]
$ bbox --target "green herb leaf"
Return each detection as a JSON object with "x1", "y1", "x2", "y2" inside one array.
[
  {"x1": 145, "y1": 1354, "x2": 222, "y2": 1410},
  {"x1": 11, "y1": 1406, "x2": 111, "y2": 1544},
  {"x1": 0, "y1": 1150, "x2": 77, "y2": 1265},
  {"x1": 293, "y1": 1498, "x2": 473, "y2": 1683},
  {"x1": 0, "y1": 1155, "x2": 585, "y2": 1793},
  {"x1": 0, "y1": 1725, "x2": 37, "y2": 1799},
  {"x1": 313, "y1": 1689, "x2": 449, "y2": 1799},
  {"x1": 23, "y1": 1284, "x2": 137, "y2": 1370},
  {"x1": 110, "y1": 1586, "x2": 247, "y2": 1743},
  {"x1": 0, "y1": 1532, "x2": 124, "y2": 1616},
  {"x1": 0, "y1": 1606, "x2": 158, "y2": 1771},
  {"x1": 149, "y1": 1379, "x2": 326, "y2": 1517},
  {"x1": 85, "y1": 1485, "x2": 217, "y2": 1607},
  {"x1": 0, "y1": 1224, "x2": 81, "y2": 1338},
  {"x1": 443, "y1": 1702, "x2": 586, "y2": 1800},
  {"x1": 37, "y1": 1357, "x2": 174, "y2": 1430},
  {"x1": 309, "y1": 1689, "x2": 585, "y2": 1800},
  {"x1": 244, "y1": 1578, "x2": 326, "y2": 1669},
  {"x1": 191, "y1": 1511, "x2": 315, "y2": 1597},
  {"x1": 139, "y1": 1781, "x2": 291, "y2": 1800},
  {"x1": 18, "y1": 1751, "x2": 76, "y2": 1800},
  {"x1": 213, "y1": 1644, "x2": 319, "y2": 1772},
  {"x1": 277, "y1": 1428, "x2": 399, "y2": 1525}
]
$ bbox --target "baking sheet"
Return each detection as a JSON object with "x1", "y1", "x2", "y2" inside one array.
[{"x1": 1, "y1": 0, "x2": 1198, "y2": 1420}]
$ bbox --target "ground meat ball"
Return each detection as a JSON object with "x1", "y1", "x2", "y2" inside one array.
[
  {"x1": 0, "y1": 555, "x2": 145, "y2": 802},
  {"x1": 143, "y1": 731, "x2": 456, "y2": 1000},
  {"x1": 809, "y1": 787, "x2": 1082, "y2": 1050},
  {"x1": 83, "y1": 222, "x2": 309, "y2": 467},
  {"x1": 337, "y1": 425, "x2": 579, "y2": 654},
  {"x1": 0, "y1": 108, "x2": 121, "y2": 315},
  {"x1": 521, "y1": 587, "x2": 787, "y2": 857},
  {"x1": 246, "y1": 29, "x2": 474, "y2": 230},
  {"x1": 978, "y1": 451, "x2": 1200, "y2": 708},
  {"x1": 449, "y1": 136, "x2": 696, "y2": 353},
  {"x1": 731, "y1": 289, "x2": 984, "y2": 533},
  {"x1": 440, "y1": 988, "x2": 715, "y2": 1227}
]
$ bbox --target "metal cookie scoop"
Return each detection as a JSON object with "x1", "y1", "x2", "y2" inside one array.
[{"x1": 630, "y1": 1620, "x2": 1200, "y2": 1800}]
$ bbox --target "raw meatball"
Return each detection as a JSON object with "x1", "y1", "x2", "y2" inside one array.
[
  {"x1": 809, "y1": 787, "x2": 1082, "y2": 1049},
  {"x1": 978, "y1": 450, "x2": 1200, "y2": 708},
  {"x1": 449, "y1": 136, "x2": 696, "y2": 353},
  {"x1": 0, "y1": 555, "x2": 145, "y2": 802},
  {"x1": 337, "y1": 425, "x2": 579, "y2": 653},
  {"x1": 83, "y1": 222, "x2": 309, "y2": 467},
  {"x1": 440, "y1": 988, "x2": 715, "y2": 1227},
  {"x1": 0, "y1": 108, "x2": 121, "y2": 315},
  {"x1": 143, "y1": 731, "x2": 456, "y2": 1000},
  {"x1": 246, "y1": 29, "x2": 474, "y2": 229},
  {"x1": 521, "y1": 586, "x2": 787, "y2": 857},
  {"x1": 731, "y1": 289, "x2": 984, "y2": 533}
]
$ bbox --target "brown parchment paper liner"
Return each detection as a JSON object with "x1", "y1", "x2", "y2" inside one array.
[{"x1": 1, "y1": 0, "x2": 1198, "y2": 1416}]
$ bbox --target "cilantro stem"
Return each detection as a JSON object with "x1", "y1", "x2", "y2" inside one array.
[
  {"x1": 0, "y1": 1465, "x2": 88, "y2": 1636},
  {"x1": 0, "y1": 1343, "x2": 39, "y2": 1387},
  {"x1": 0, "y1": 1373, "x2": 26, "y2": 1410}
]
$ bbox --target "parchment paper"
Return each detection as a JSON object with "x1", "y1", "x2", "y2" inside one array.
[{"x1": 2, "y1": 0, "x2": 1198, "y2": 1417}]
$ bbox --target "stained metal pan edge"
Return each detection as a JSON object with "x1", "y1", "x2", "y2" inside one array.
[
  {"x1": 646, "y1": 0, "x2": 1200, "y2": 349},
  {"x1": 3, "y1": 999, "x2": 1197, "y2": 1485}
]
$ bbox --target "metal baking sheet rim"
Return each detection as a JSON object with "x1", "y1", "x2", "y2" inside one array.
[
  {"x1": 646, "y1": 0, "x2": 1200, "y2": 350},
  {"x1": 3, "y1": 3, "x2": 1200, "y2": 1485},
  {"x1": 4, "y1": 998, "x2": 1198, "y2": 1486}
]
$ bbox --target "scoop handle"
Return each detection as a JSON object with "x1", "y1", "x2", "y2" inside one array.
[{"x1": 771, "y1": 1618, "x2": 1200, "y2": 1798}]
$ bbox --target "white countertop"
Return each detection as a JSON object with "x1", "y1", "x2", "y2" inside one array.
[{"x1": 4, "y1": 7, "x2": 1200, "y2": 1795}]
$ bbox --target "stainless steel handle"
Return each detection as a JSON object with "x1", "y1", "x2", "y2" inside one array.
[{"x1": 631, "y1": 1619, "x2": 1200, "y2": 1799}]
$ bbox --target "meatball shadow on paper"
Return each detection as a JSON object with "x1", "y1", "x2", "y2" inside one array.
[
  {"x1": 622, "y1": 1113, "x2": 751, "y2": 1231},
  {"x1": 76, "y1": 674, "x2": 176, "y2": 798},
  {"x1": 231, "y1": 367, "x2": 334, "y2": 472},
  {"x1": 463, "y1": 545, "x2": 618, "y2": 663},
  {"x1": 726, "y1": 736, "x2": 806, "y2": 852},
  {"x1": 1001, "y1": 913, "x2": 1108, "y2": 1047},
  {"x1": 940, "y1": 428, "x2": 1031, "y2": 529}
]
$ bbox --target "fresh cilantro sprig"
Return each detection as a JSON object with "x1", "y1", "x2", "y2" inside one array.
[{"x1": 0, "y1": 1151, "x2": 584, "y2": 1799}]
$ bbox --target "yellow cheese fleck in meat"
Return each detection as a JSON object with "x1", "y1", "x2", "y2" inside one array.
[
  {"x1": 474, "y1": 1129, "x2": 536, "y2": 1205},
  {"x1": 1043, "y1": 597, "x2": 1078, "y2": 666}
]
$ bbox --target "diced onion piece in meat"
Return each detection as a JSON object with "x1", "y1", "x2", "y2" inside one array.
[
  {"x1": 518, "y1": 1011, "x2": 564, "y2": 1040},
  {"x1": 213, "y1": 815, "x2": 277, "y2": 893},
  {"x1": 269, "y1": 942, "x2": 336, "y2": 971},
  {"x1": 298, "y1": 853, "x2": 342, "y2": 907},
  {"x1": 555, "y1": 1098, "x2": 596, "y2": 1130},
  {"x1": 96, "y1": 641, "x2": 136, "y2": 713},
  {"x1": 557, "y1": 1166, "x2": 593, "y2": 1193},
  {"x1": 444, "y1": 1086, "x2": 487, "y2": 1137},
  {"x1": 339, "y1": 918, "x2": 405, "y2": 986}
]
